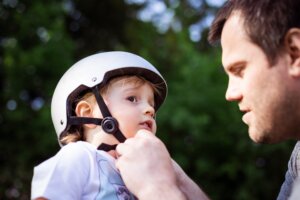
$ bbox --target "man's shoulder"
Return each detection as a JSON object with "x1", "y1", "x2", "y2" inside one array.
[{"x1": 286, "y1": 141, "x2": 300, "y2": 178}]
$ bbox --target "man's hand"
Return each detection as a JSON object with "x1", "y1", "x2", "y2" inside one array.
[{"x1": 116, "y1": 130, "x2": 186, "y2": 200}]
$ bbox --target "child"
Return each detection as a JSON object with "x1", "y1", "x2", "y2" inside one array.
[{"x1": 31, "y1": 51, "x2": 167, "y2": 200}]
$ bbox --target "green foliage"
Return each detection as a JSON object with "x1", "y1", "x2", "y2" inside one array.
[
  {"x1": 1, "y1": 0, "x2": 74, "y2": 199},
  {"x1": 0, "y1": 0, "x2": 295, "y2": 199}
]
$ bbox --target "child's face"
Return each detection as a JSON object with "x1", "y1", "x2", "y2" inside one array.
[{"x1": 97, "y1": 78, "x2": 157, "y2": 140}]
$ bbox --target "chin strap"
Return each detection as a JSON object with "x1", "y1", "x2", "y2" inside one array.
[
  {"x1": 97, "y1": 143, "x2": 118, "y2": 152},
  {"x1": 92, "y1": 86, "x2": 126, "y2": 144},
  {"x1": 67, "y1": 85, "x2": 126, "y2": 151},
  {"x1": 68, "y1": 115, "x2": 123, "y2": 151}
]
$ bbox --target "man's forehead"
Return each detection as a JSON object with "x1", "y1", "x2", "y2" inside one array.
[{"x1": 221, "y1": 12, "x2": 250, "y2": 66}]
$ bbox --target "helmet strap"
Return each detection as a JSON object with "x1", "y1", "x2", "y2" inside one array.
[
  {"x1": 97, "y1": 143, "x2": 117, "y2": 152},
  {"x1": 92, "y1": 85, "x2": 126, "y2": 151},
  {"x1": 68, "y1": 116, "x2": 102, "y2": 126},
  {"x1": 67, "y1": 85, "x2": 127, "y2": 151}
]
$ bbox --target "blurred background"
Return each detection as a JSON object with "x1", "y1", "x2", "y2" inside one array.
[{"x1": 0, "y1": 0, "x2": 295, "y2": 199}]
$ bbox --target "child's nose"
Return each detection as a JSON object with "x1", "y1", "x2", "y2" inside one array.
[{"x1": 144, "y1": 103, "x2": 155, "y2": 118}]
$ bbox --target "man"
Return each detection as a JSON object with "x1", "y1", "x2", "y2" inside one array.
[{"x1": 116, "y1": 0, "x2": 300, "y2": 199}]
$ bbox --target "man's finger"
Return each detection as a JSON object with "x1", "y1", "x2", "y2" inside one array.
[{"x1": 116, "y1": 142, "x2": 127, "y2": 157}]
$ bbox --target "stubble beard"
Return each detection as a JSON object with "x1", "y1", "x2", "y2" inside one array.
[{"x1": 252, "y1": 91, "x2": 300, "y2": 144}]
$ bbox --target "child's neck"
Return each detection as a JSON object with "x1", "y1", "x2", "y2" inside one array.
[{"x1": 85, "y1": 131, "x2": 118, "y2": 158}]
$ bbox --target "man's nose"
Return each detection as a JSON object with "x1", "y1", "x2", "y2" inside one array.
[{"x1": 225, "y1": 79, "x2": 242, "y2": 102}]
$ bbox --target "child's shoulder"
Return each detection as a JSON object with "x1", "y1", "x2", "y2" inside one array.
[
  {"x1": 37, "y1": 142, "x2": 94, "y2": 166},
  {"x1": 31, "y1": 142, "x2": 96, "y2": 197},
  {"x1": 58, "y1": 141, "x2": 96, "y2": 160},
  {"x1": 34, "y1": 142, "x2": 96, "y2": 172}
]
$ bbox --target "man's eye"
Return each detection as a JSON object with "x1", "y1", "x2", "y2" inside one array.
[
  {"x1": 127, "y1": 96, "x2": 137, "y2": 102},
  {"x1": 230, "y1": 66, "x2": 244, "y2": 77}
]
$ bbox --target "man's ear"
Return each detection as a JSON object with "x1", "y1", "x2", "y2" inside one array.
[
  {"x1": 75, "y1": 100, "x2": 97, "y2": 129},
  {"x1": 285, "y1": 28, "x2": 300, "y2": 76}
]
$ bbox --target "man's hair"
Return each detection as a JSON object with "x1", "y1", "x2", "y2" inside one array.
[{"x1": 208, "y1": 0, "x2": 300, "y2": 64}]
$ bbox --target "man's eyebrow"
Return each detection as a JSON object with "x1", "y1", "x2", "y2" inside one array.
[{"x1": 223, "y1": 61, "x2": 246, "y2": 72}]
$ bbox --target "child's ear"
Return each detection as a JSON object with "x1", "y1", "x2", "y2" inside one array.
[
  {"x1": 285, "y1": 28, "x2": 300, "y2": 77},
  {"x1": 75, "y1": 100, "x2": 97, "y2": 129}
]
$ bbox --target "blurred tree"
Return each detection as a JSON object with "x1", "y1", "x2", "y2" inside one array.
[
  {"x1": 64, "y1": 0, "x2": 133, "y2": 57},
  {"x1": 0, "y1": 0, "x2": 295, "y2": 199},
  {"x1": 0, "y1": 0, "x2": 75, "y2": 199}
]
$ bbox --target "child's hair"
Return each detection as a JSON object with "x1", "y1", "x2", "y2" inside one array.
[{"x1": 59, "y1": 75, "x2": 162, "y2": 145}]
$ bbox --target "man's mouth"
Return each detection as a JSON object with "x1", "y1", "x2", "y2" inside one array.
[{"x1": 241, "y1": 111, "x2": 251, "y2": 124}]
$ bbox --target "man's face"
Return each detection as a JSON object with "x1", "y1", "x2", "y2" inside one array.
[{"x1": 220, "y1": 12, "x2": 297, "y2": 143}]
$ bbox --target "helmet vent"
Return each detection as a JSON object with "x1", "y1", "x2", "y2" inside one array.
[{"x1": 92, "y1": 77, "x2": 97, "y2": 82}]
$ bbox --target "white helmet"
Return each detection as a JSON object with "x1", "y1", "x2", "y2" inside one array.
[{"x1": 51, "y1": 51, "x2": 167, "y2": 147}]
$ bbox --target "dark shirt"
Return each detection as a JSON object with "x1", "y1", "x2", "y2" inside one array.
[{"x1": 277, "y1": 141, "x2": 300, "y2": 200}]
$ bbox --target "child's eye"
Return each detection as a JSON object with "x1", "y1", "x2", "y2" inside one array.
[{"x1": 127, "y1": 96, "x2": 138, "y2": 102}]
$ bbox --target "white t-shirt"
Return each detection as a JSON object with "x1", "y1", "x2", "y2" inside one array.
[{"x1": 31, "y1": 141, "x2": 135, "y2": 200}]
